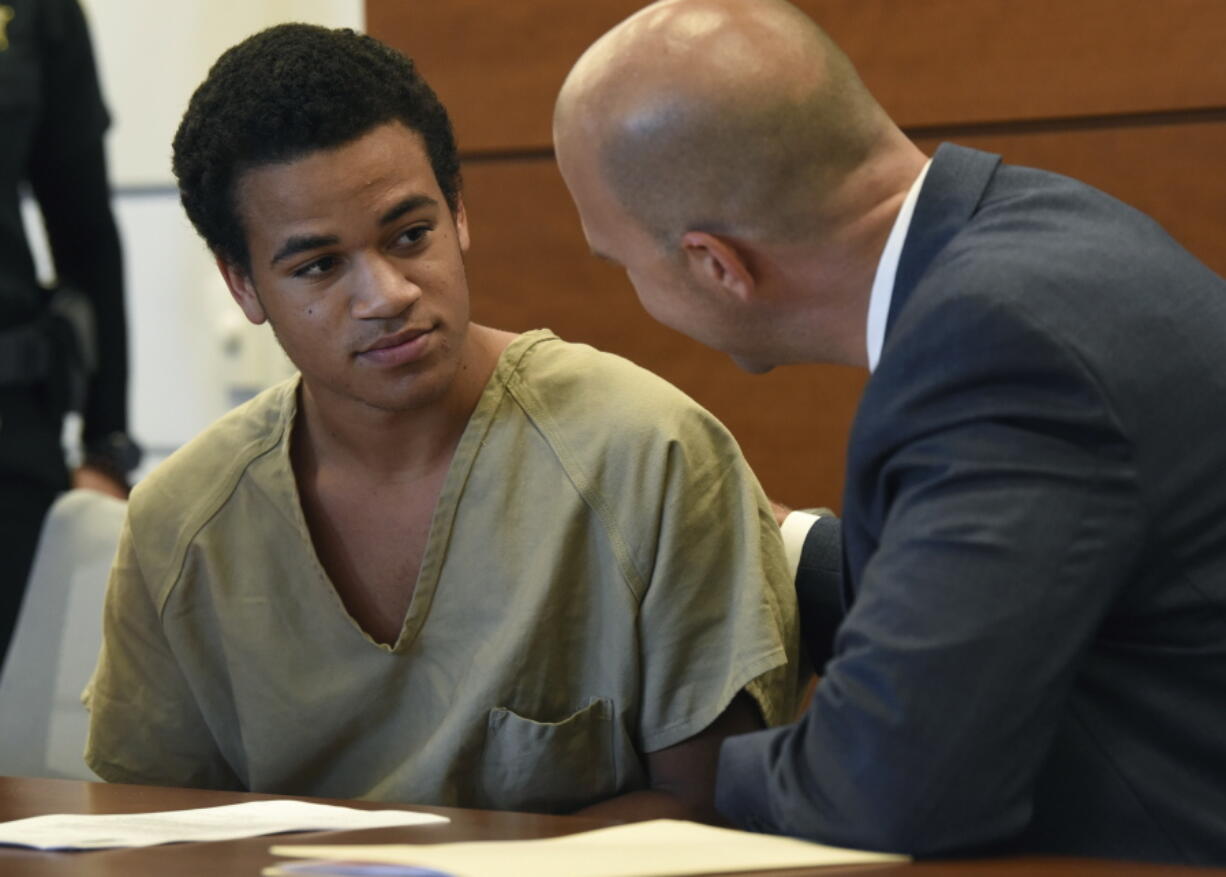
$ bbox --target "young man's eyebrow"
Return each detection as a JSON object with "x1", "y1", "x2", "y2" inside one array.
[
  {"x1": 267, "y1": 196, "x2": 442, "y2": 268},
  {"x1": 379, "y1": 194, "x2": 439, "y2": 227},
  {"x1": 270, "y1": 234, "x2": 340, "y2": 268}
]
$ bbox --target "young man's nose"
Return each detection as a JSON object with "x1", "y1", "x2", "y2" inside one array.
[{"x1": 351, "y1": 254, "x2": 422, "y2": 319}]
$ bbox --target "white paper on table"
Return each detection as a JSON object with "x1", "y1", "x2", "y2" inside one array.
[
  {"x1": 0, "y1": 799, "x2": 449, "y2": 851},
  {"x1": 269, "y1": 818, "x2": 908, "y2": 876},
  {"x1": 264, "y1": 862, "x2": 447, "y2": 876}
]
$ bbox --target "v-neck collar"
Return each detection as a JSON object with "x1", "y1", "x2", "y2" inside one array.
[{"x1": 278, "y1": 330, "x2": 556, "y2": 653}]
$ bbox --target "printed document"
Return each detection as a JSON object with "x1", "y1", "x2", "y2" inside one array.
[
  {"x1": 0, "y1": 799, "x2": 448, "y2": 850},
  {"x1": 268, "y1": 818, "x2": 907, "y2": 876}
]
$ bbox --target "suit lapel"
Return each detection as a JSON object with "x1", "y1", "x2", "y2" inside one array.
[
  {"x1": 886, "y1": 144, "x2": 1002, "y2": 339},
  {"x1": 841, "y1": 145, "x2": 1002, "y2": 599}
]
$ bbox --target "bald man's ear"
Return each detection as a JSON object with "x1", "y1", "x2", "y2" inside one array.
[
  {"x1": 680, "y1": 231, "x2": 755, "y2": 303},
  {"x1": 216, "y1": 256, "x2": 268, "y2": 326}
]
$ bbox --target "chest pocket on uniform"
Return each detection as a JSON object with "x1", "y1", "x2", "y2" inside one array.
[{"x1": 479, "y1": 696, "x2": 619, "y2": 812}]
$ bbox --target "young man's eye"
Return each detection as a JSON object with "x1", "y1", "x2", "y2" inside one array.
[
  {"x1": 293, "y1": 255, "x2": 338, "y2": 278},
  {"x1": 396, "y1": 224, "x2": 431, "y2": 247}
]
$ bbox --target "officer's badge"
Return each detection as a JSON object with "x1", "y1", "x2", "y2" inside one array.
[{"x1": 0, "y1": 6, "x2": 14, "y2": 52}]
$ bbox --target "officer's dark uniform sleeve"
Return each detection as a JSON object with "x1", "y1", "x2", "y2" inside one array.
[{"x1": 28, "y1": 0, "x2": 128, "y2": 443}]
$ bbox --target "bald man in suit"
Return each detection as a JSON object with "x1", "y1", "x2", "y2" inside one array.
[{"x1": 554, "y1": 0, "x2": 1226, "y2": 863}]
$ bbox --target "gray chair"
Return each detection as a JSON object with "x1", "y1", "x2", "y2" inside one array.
[{"x1": 0, "y1": 489, "x2": 125, "y2": 779}]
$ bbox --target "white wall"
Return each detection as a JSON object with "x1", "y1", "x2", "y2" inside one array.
[{"x1": 74, "y1": 0, "x2": 365, "y2": 473}]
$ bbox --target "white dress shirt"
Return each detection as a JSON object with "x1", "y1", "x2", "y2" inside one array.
[{"x1": 780, "y1": 159, "x2": 933, "y2": 576}]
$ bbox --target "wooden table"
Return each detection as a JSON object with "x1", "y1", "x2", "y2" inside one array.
[{"x1": 0, "y1": 776, "x2": 1222, "y2": 876}]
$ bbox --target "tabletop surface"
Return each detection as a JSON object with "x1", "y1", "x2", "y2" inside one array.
[{"x1": 1, "y1": 776, "x2": 1223, "y2": 876}]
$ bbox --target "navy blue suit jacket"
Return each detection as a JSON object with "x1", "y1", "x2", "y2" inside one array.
[{"x1": 717, "y1": 144, "x2": 1226, "y2": 864}]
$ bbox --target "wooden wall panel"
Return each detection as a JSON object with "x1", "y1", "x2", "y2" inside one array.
[
  {"x1": 366, "y1": 0, "x2": 641, "y2": 151},
  {"x1": 824, "y1": 0, "x2": 1226, "y2": 129},
  {"x1": 370, "y1": 0, "x2": 1226, "y2": 152}
]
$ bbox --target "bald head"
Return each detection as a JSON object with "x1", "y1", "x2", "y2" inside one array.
[{"x1": 555, "y1": 0, "x2": 899, "y2": 246}]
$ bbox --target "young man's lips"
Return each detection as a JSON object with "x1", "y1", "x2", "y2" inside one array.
[{"x1": 358, "y1": 328, "x2": 433, "y2": 366}]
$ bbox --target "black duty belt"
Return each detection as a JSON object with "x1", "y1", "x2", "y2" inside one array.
[
  {"x1": 0, "y1": 287, "x2": 94, "y2": 406},
  {"x1": 0, "y1": 319, "x2": 56, "y2": 386}
]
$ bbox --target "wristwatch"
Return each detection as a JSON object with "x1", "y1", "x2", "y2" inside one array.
[{"x1": 82, "y1": 431, "x2": 143, "y2": 483}]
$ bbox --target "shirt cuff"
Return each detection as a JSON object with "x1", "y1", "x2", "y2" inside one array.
[
  {"x1": 716, "y1": 724, "x2": 787, "y2": 833},
  {"x1": 781, "y1": 510, "x2": 821, "y2": 582}
]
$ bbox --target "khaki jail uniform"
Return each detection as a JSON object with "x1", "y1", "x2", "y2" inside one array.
[{"x1": 86, "y1": 330, "x2": 800, "y2": 810}]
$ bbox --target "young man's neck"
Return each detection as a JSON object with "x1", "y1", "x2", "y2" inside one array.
[{"x1": 293, "y1": 324, "x2": 516, "y2": 481}]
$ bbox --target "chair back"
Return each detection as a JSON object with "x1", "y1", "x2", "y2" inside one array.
[{"x1": 0, "y1": 489, "x2": 125, "y2": 779}]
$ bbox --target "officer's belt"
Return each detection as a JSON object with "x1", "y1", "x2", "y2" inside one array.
[
  {"x1": 0, "y1": 286, "x2": 95, "y2": 391},
  {"x1": 0, "y1": 319, "x2": 56, "y2": 386}
]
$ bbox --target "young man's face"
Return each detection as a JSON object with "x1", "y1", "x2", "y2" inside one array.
[{"x1": 220, "y1": 121, "x2": 473, "y2": 416}]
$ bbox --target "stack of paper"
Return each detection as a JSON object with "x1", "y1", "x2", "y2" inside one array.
[
  {"x1": 0, "y1": 800, "x2": 448, "y2": 851},
  {"x1": 266, "y1": 818, "x2": 907, "y2": 876}
]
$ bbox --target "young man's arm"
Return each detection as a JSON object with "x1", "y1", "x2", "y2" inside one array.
[
  {"x1": 554, "y1": 356, "x2": 802, "y2": 823},
  {"x1": 84, "y1": 515, "x2": 241, "y2": 790},
  {"x1": 574, "y1": 693, "x2": 762, "y2": 823}
]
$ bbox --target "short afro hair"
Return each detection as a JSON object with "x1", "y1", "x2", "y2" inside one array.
[{"x1": 172, "y1": 23, "x2": 461, "y2": 273}]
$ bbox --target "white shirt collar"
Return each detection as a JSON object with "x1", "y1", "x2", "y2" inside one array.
[{"x1": 865, "y1": 159, "x2": 932, "y2": 372}]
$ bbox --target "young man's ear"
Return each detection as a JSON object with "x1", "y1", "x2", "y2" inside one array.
[
  {"x1": 216, "y1": 256, "x2": 267, "y2": 325},
  {"x1": 680, "y1": 231, "x2": 755, "y2": 304},
  {"x1": 453, "y1": 195, "x2": 471, "y2": 253}
]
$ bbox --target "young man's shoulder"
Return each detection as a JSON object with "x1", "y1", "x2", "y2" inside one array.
[
  {"x1": 504, "y1": 330, "x2": 736, "y2": 452},
  {"x1": 126, "y1": 378, "x2": 297, "y2": 540}
]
